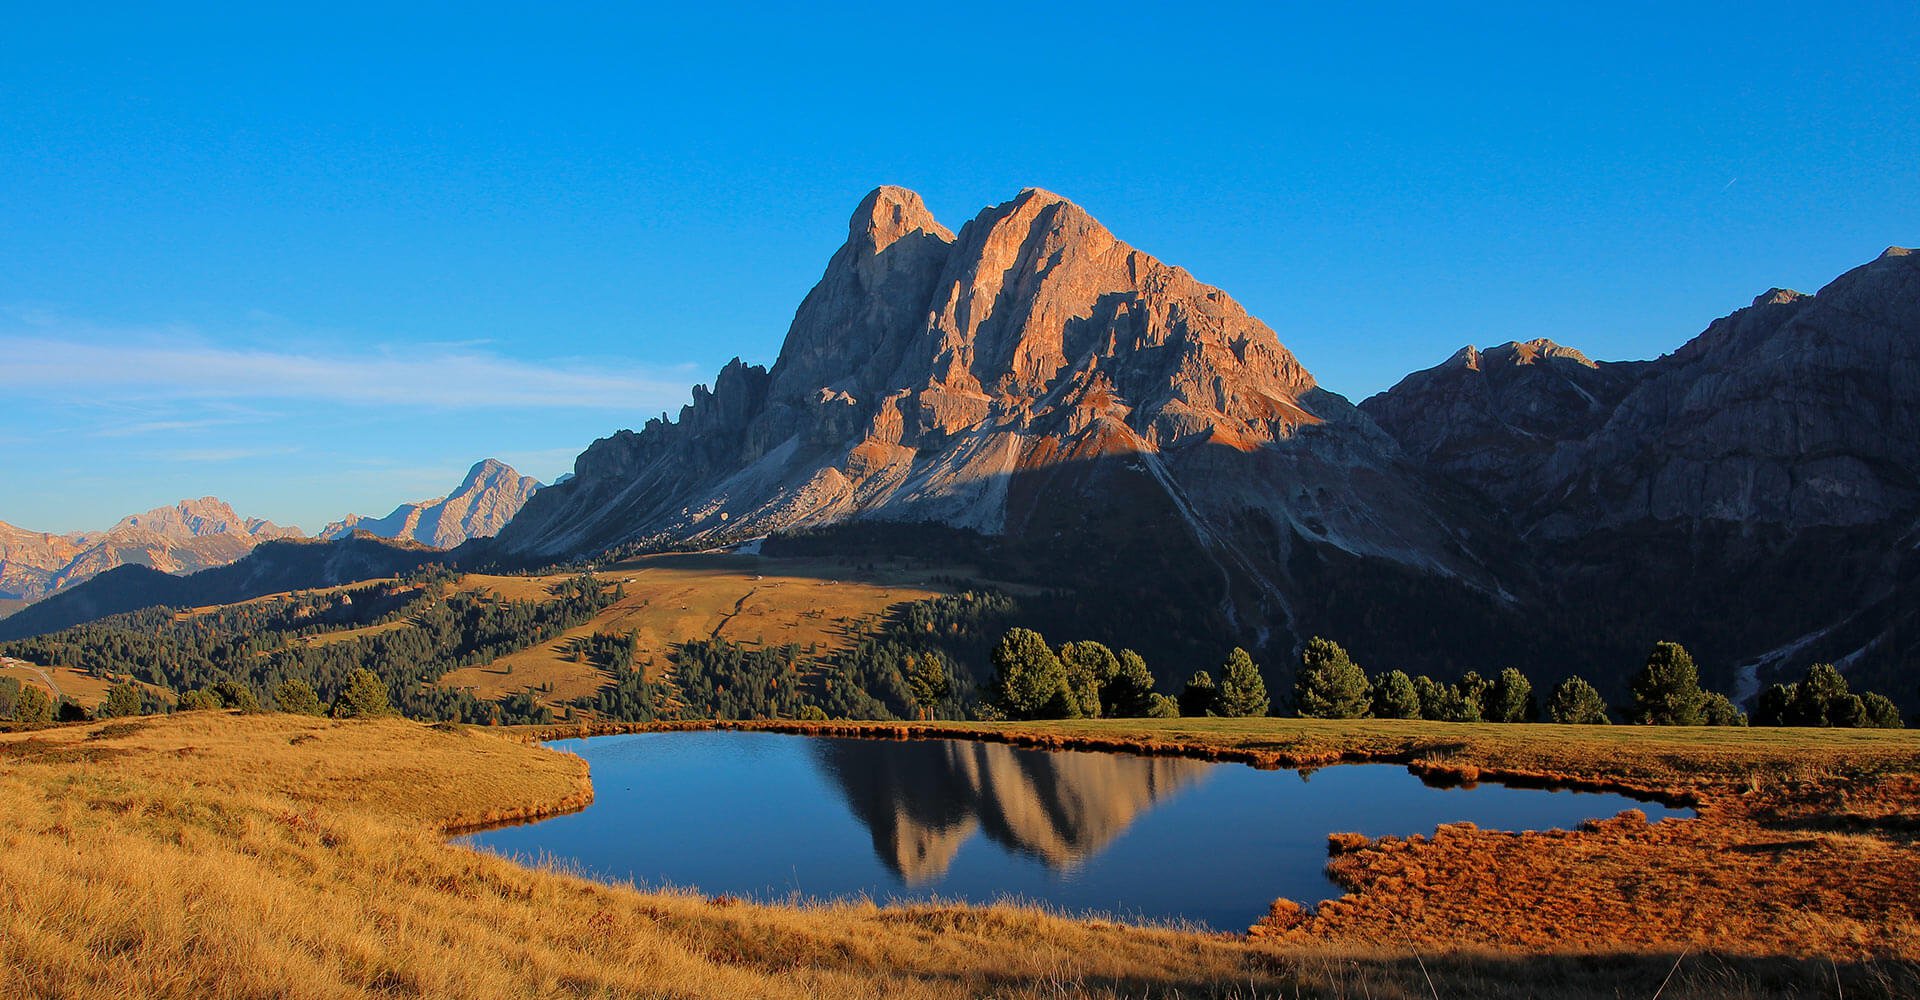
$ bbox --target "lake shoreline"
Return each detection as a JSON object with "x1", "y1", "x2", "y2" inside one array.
[
  {"x1": 462, "y1": 729, "x2": 1683, "y2": 932},
  {"x1": 516, "y1": 717, "x2": 1705, "y2": 807},
  {"x1": 502, "y1": 716, "x2": 1920, "y2": 957},
  {"x1": 3, "y1": 712, "x2": 1914, "y2": 995}
]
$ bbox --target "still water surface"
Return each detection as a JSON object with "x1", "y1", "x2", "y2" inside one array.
[{"x1": 460, "y1": 731, "x2": 1686, "y2": 930}]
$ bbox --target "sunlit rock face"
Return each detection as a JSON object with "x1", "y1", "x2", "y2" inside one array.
[
  {"x1": 0, "y1": 498, "x2": 302, "y2": 609},
  {"x1": 320, "y1": 459, "x2": 540, "y2": 549},
  {"x1": 811, "y1": 738, "x2": 1212, "y2": 883},
  {"x1": 493, "y1": 185, "x2": 1503, "y2": 648}
]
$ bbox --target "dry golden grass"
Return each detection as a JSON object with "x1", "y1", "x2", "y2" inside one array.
[
  {"x1": 4, "y1": 712, "x2": 1917, "y2": 997},
  {"x1": 0, "y1": 662, "x2": 118, "y2": 709},
  {"x1": 0, "y1": 713, "x2": 1279, "y2": 998},
  {"x1": 438, "y1": 554, "x2": 954, "y2": 706},
  {"x1": 299, "y1": 617, "x2": 418, "y2": 648}
]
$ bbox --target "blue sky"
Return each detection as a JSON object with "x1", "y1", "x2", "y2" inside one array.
[{"x1": 4, "y1": 3, "x2": 1916, "y2": 533}]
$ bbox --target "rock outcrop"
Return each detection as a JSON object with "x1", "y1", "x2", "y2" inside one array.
[
  {"x1": 321, "y1": 459, "x2": 540, "y2": 549},
  {"x1": 0, "y1": 499, "x2": 302, "y2": 612},
  {"x1": 496, "y1": 187, "x2": 1502, "y2": 650},
  {"x1": 1363, "y1": 247, "x2": 1920, "y2": 699}
]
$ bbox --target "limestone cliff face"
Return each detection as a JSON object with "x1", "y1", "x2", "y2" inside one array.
[
  {"x1": 489, "y1": 186, "x2": 1920, "y2": 700},
  {"x1": 497, "y1": 187, "x2": 1496, "y2": 635},
  {"x1": 0, "y1": 499, "x2": 302, "y2": 610},
  {"x1": 0, "y1": 523, "x2": 85, "y2": 607},
  {"x1": 1365, "y1": 249, "x2": 1920, "y2": 539},
  {"x1": 1362, "y1": 248, "x2": 1920, "y2": 696},
  {"x1": 320, "y1": 459, "x2": 540, "y2": 549},
  {"x1": 1358, "y1": 340, "x2": 1648, "y2": 514}
]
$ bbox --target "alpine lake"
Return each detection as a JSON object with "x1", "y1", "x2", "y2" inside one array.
[{"x1": 459, "y1": 731, "x2": 1688, "y2": 931}]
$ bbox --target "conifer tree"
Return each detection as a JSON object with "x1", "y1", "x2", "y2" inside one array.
[
  {"x1": 1629, "y1": 642, "x2": 1704, "y2": 725},
  {"x1": 1180, "y1": 670, "x2": 1218, "y2": 717},
  {"x1": 331, "y1": 668, "x2": 392, "y2": 719},
  {"x1": 1216, "y1": 648, "x2": 1271, "y2": 718},
  {"x1": 1370, "y1": 670, "x2": 1421, "y2": 719},
  {"x1": 1546, "y1": 676, "x2": 1610, "y2": 725},
  {"x1": 991, "y1": 628, "x2": 1066, "y2": 720},
  {"x1": 1485, "y1": 668, "x2": 1534, "y2": 723},
  {"x1": 1294, "y1": 637, "x2": 1369, "y2": 719}
]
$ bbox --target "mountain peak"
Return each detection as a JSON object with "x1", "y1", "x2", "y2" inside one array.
[
  {"x1": 1442, "y1": 339, "x2": 1593, "y2": 373},
  {"x1": 1752, "y1": 287, "x2": 1805, "y2": 308},
  {"x1": 500, "y1": 184, "x2": 1376, "y2": 567},
  {"x1": 461, "y1": 458, "x2": 518, "y2": 487},
  {"x1": 1012, "y1": 186, "x2": 1071, "y2": 207},
  {"x1": 1496, "y1": 339, "x2": 1597, "y2": 368},
  {"x1": 320, "y1": 459, "x2": 538, "y2": 549},
  {"x1": 849, "y1": 186, "x2": 952, "y2": 254},
  {"x1": 111, "y1": 497, "x2": 291, "y2": 540},
  {"x1": 0, "y1": 497, "x2": 300, "y2": 607}
]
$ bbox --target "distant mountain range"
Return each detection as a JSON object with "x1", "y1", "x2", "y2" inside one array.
[
  {"x1": 0, "y1": 459, "x2": 537, "y2": 619},
  {"x1": 12, "y1": 188, "x2": 1916, "y2": 707},
  {"x1": 0, "y1": 534, "x2": 443, "y2": 641},
  {"x1": 320, "y1": 459, "x2": 541, "y2": 548},
  {"x1": 0, "y1": 498, "x2": 300, "y2": 611}
]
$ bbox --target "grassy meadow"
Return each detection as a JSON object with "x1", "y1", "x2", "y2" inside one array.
[
  {"x1": 2, "y1": 711, "x2": 1916, "y2": 997},
  {"x1": 433, "y1": 554, "x2": 959, "y2": 708},
  {"x1": 0, "y1": 662, "x2": 118, "y2": 711}
]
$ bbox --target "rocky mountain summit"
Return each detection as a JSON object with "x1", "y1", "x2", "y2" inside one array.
[
  {"x1": 0, "y1": 499, "x2": 302, "y2": 612},
  {"x1": 1363, "y1": 246, "x2": 1920, "y2": 697},
  {"x1": 1365, "y1": 249, "x2": 1920, "y2": 538},
  {"x1": 321, "y1": 459, "x2": 540, "y2": 549},
  {"x1": 497, "y1": 186, "x2": 1501, "y2": 649},
  {"x1": 496, "y1": 188, "x2": 1916, "y2": 700}
]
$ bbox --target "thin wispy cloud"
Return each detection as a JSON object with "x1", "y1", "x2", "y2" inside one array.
[
  {"x1": 158, "y1": 446, "x2": 304, "y2": 463},
  {"x1": 0, "y1": 333, "x2": 693, "y2": 411},
  {"x1": 92, "y1": 417, "x2": 263, "y2": 438}
]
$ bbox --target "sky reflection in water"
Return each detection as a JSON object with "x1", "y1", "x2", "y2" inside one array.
[{"x1": 460, "y1": 731, "x2": 1686, "y2": 930}]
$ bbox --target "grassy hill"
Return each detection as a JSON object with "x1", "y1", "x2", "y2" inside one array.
[
  {"x1": 435, "y1": 553, "x2": 957, "y2": 709},
  {"x1": 0, "y1": 552, "x2": 1013, "y2": 725}
]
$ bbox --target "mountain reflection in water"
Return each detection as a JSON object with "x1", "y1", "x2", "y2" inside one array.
[
  {"x1": 458, "y1": 732, "x2": 1690, "y2": 931},
  {"x1": 812, "y1": 738, "x2": 1213, "y2": 882}
]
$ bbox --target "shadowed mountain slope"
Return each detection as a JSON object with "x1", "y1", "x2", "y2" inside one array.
[
  {"x1": 1363, "y1": 247, "x2": 1920, "y2": 701},
  {"x1": 0, "y1": 535, "x2": 443, "y2": 641}
]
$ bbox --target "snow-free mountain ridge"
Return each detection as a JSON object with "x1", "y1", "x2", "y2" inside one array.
[
  {"x1": 321, "y1": 459, "x2": 540, "y2": 549},
  {"x1": 496, "y1": 188, "x2": 1919, "y2": 700},
  {"x1": 0, "y1": 499, "x2": 301, "y2": 612}
]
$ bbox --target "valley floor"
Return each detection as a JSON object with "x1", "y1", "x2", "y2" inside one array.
[{"x1": 1, "y1": 713, "x2": 1915, "y2": 998}]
